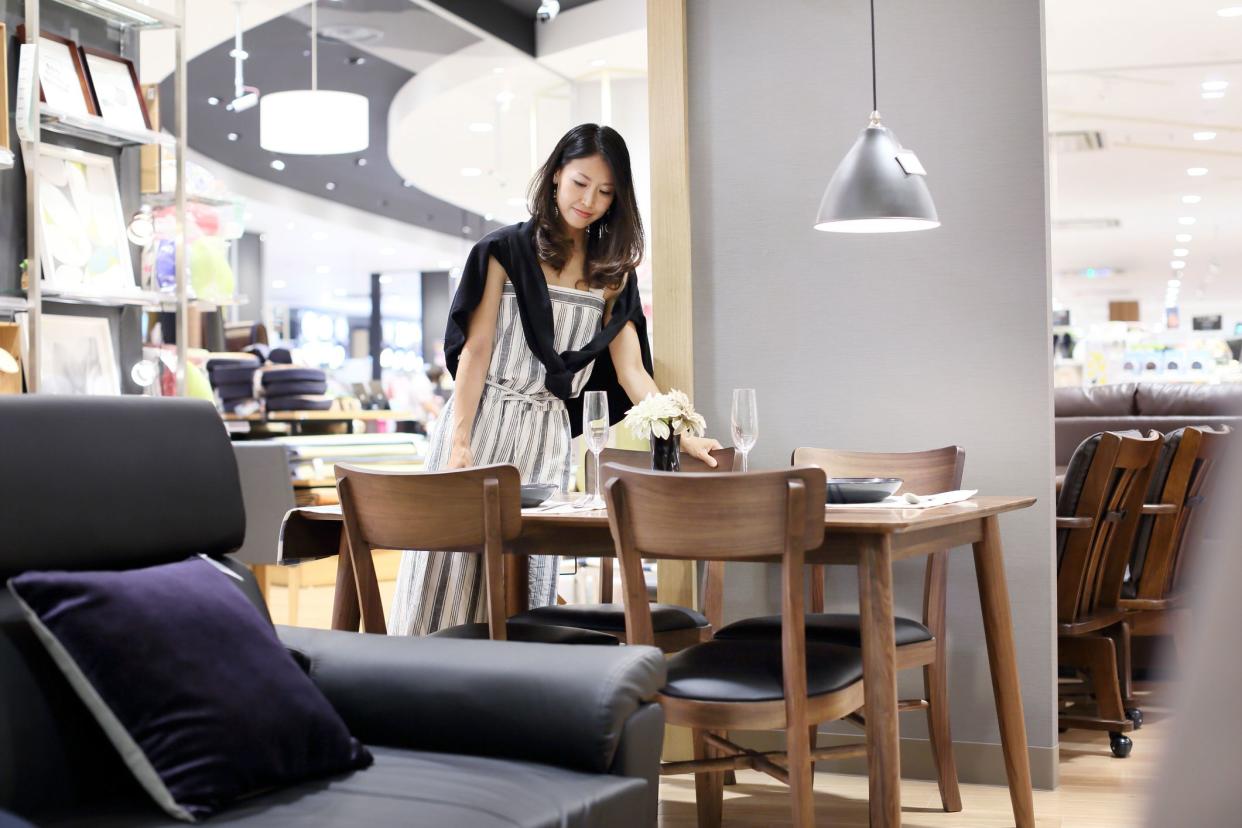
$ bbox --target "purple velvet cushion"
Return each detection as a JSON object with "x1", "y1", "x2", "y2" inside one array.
[{"x1": 7, "y1": 558, "x2": 372, "y2": 822}]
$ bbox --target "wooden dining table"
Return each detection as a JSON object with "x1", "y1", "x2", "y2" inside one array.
[{"x1": 279, "y1": 494, "x2": 1037, "y2": 828}]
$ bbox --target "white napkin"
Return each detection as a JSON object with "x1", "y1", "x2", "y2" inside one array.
[
  {"x1": 522, "y1": 500, "x2": 587, "y2": 515},
  {"x1": 825, "y1": 489, "x2": 978, "y2": 510}
]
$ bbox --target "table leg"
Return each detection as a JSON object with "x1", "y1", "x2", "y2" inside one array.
[
  {"x1": 858, "y1": 533, "x2": 900, "y2": 827},
  {"x1": 506, "y1": 552, "x2": 530, "y2": 615},
  {"x1": 973, "y1": 515, "x2": 1036, "y2": 828},
  {"x1": 329, "y1": 530, "x2": 360, "y2": 631}
]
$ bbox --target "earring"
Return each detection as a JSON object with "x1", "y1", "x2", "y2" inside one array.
[{"x1": 552, "y1": 185, "x2": 559, "y2": 217}]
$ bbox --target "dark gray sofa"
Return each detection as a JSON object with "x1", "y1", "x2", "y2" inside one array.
[
  {"x1": 0, "y1": 396, "x2": 665, "y2": 827},
  {"x1": 1055, "y1": 382, "x2": 1242, "y2": 465}
]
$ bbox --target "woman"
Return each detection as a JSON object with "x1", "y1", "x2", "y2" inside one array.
[{"x1": 389, "y1": 123, "x2": 721, "y2": 636}]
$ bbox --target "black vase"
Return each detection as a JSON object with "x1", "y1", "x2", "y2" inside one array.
[{"x1": 650, "y1": 434, "x2": 681, "y2": 472}]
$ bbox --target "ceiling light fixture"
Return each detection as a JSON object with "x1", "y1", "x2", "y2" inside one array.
[
  {"x1": 325, "y1": 181, "x2": 336, "y2": 191},
  {"x1": 814, "y1": 0, "x2": 938, "y2": 233},
  {"x1": 227, "y1": 132, "x2": 239, "y2": 142},
  {"x1": 207, "y1": 96, "x2": 220, "y2": 106},
  {"x1": 1186, "y1": 167, "x2": 1208, "y2": 176},
  {"x1": 259, "y1": 1, "x2": 369, "y2": 155},
  {"x1": 1182, "y1": 195, "x2": 1202, "y2": 204},
  {"x1": 1193, "y1": 131, "x2": 1217, "y2": 141},
  {"x1": 270, "y1": 159, "x2": 286, "y2": 171},
  {"x1": 1202, "y1": 80, "x2": 1229, "y2": 91}
]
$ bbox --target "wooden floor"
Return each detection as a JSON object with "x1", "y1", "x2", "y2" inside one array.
[
  {"x1": 658, "y1": 685, "x2": 1166, "y2": 827},
  {"x1": 268, "y1": 579, "x2": 1163, "y2": 827}
]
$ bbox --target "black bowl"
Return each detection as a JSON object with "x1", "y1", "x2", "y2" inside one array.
[
  {"x1": 826, "y1": 477, "x2": 903, "y2": 505},
  {"x1": 520, "y1": 483, "x2": 558, "y2": 508}
]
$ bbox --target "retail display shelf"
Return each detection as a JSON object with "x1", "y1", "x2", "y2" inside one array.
[
  {"x1": 222, "y1": 409, "x2": 420, "y2": 423},
  {"x1": 41, "y1": 107, "x2": 174, "y2": 148},
  {"x1": 143, "y1": 192, "x2": 239, "y2": 209},
  {"x1": 49, "y1": 0, "x2": 176, "y2": 29},
  {"x1": 35, "y1": 287, "x2": 247, "y2": 311}
]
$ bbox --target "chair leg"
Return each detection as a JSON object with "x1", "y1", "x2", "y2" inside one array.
[
  {"x1": 1083, "y1": 636, "x2": 1127, "y2": 723},
  {"x1": 692, "y1": 728, "x2": 724, "y2": 828},
  {"x1": 786, "y1": 721, "x2": 815, "y2": 828},
  {"x1": 923, "y1": 656, "x2": 963, "y2": 812},
  {"x1": 808, "y1": 723, "x2": 818, "y2": 778}
]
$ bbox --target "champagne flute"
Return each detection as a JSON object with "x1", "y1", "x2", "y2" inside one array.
[
  {"x1": 584, "y1": 391, "x2": 609, "y2": 509},
  {"x1": 731, "y1": 388, "x2": 758, "y2": 472}
]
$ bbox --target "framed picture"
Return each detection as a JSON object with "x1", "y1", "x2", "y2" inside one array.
[
  {"x1": 16, "y1": 27, "x2": 97, "y2": 118},
  {"x1": 1193, "y1": 314, "x2": 1222, "y2": 331},
  {"x1": 0, "y1": 24, "x2": 10, "y2": 157},
  {"x1": 16, "y1": 312, "x2": 121, "y2": 395},
  {"x1": 37, "y1": 144, "x2": 136, "y2": 293},
  {"x1": 80, "y1": 47, "x2": 151, "y2": 132}
]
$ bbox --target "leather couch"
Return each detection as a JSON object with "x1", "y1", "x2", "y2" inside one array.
[
  {"x1": 0, "y1": 396, "x2": 666, "y2": 827},
  {"x1": 1055, "y1": 383, "x2": 1242, "y2": 465}
]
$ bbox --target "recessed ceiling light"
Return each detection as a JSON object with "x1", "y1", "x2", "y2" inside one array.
[
  {"x1": 1202, "y1": 91, "x2": 1225, "y2": 99},
  {"x1": 356, "y1": 158, "x2": 368, "y2": 167},
  {"x1": 1182, "y1": 194, "x2": 1202, "y2": 204},
  {"x1": 317, "y1": 265, "x2": 331, "y2": 275},
  {"x1": 348, "y1": 56, "x2": 366, "y2": 66},
  {"x1": 207, "y1": 96, "x2": 220, "y2": 106},
  {"x1": 325, "y1": 181, "x2": 337, "y2": 191},
  {"x1": 1176, "y1": 233, "x2": 1193, "y2": 242},
  {"x1": 270, "y1": 159, "x2": 286, "y2": 171},
  {"x1": 461, "y1": 167, "x2": 483, "y2": 177},
  {"x1": 1179, "y1": 216, "x2": 1197, "y2": 225},
  {"x1": 259, "y1": 233, "x2": 269, "y2": 243},
  {"x1": 461, "y1": 225, "x2": 472, "y2": 234},
  {"x1": 1171, "y1": 260, "x2": 1187, "y2": 269},
  {"x1": 1186, "y1": 167, "x2": 1208, "y2": 176},
  {"x1": 1173, "y1": 248, "x2": 1190, "y2": 257},
  {"x1": 1202, "y1": 80, "x2": 1230, "y2": 91},
  {"x1": 272, "y1": 280, "x2": 287, "y2": 289},
  {"x1": 1192, "y1": 131, "x2": 1217, "y2": 141},
  {"x1": 227, "y1": 132, "x2": 239, "y2": 141},
  {"x1": 379, "y1": 274, "x2": 393, "y2": 285},
  {"x1": 312, "y1": 231, "x2": 328, "y2": 241},
  {"x1": 1219, "y1": 6, "x2": 1242, "y2": 16},
  {"x1": 468, "y1": 122, "x2": 494, "y2": 133},
  {"x1": 402, "y1": 180, "x2": 415, "y2": 188},
  {"x1": 484, "y1": 212, "x2": 494, "y2": 221}
]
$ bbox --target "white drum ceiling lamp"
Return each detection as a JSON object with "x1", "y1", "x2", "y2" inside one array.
[
  {"x1": 814, "y1": 0, "x2": 938, "y2": 233},
  {"x1": 260, "y1": 0, "x2": 369, "y2": 155}
]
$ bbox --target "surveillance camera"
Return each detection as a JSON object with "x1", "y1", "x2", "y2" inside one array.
[{"x1": 536, "y1": 1, "x2": 560, "y2": 23}]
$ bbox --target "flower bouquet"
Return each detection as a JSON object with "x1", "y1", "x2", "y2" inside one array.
[{"x1": 622, "y1": 390, "x2": 706, "y2": 471}]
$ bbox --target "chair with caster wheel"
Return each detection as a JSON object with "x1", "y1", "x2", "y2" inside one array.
[{"x1": 1055, "y1": 430, "x2": 1162, "y2": 757}]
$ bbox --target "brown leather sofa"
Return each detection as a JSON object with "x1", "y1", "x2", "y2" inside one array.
[{"x1": 1055, "y1": 383, "x2": 1242, "y2": 464}]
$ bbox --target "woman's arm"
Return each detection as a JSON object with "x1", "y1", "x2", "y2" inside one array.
[
  {"x1": 445, "y1": 255, "x2": 505, "y2": 468},
  {"x1": 607, "y1": 293, "x2": 723, "y2": 467}
]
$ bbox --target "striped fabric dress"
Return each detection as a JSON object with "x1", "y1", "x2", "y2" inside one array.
[{"x1": 388, "y1": 281, "x2": 606, "y2": 636}]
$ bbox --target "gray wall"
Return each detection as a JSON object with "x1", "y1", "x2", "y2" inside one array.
[
  {"x1": 687, "y1": 0, "x2": 1056, "y2": 781},
  {"x1": 420, "y1": 270, "x2": 451, "y2": 363}
]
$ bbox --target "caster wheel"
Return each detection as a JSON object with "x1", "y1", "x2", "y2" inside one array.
[
  {"x1": 1109, "y1": 732, "x2": 1133, "y2": 758},
  {"x1": 1125, "y1": 708, "x2": 1143, "y2": 730}
]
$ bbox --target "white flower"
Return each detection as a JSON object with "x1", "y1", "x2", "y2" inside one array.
[{"x1": 622, "y1": 390, "x2": 707, "y2": 440}]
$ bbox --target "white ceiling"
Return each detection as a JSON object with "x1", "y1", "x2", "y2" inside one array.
[{"x1": 1046, "y1": 0, "x2": 1242, "y2": 318}]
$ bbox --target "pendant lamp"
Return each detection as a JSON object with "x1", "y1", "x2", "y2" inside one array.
[
  {"x1": 814, "y1": 0, "x2": 938, "y2": 233},
  {"x1": 260, "y1": 1, "x2": 369, "y2": 155}
]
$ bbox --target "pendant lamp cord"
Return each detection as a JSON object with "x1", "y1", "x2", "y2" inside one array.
[
  {"x1": 870, "y1": 0, "x2": 877, "y2": 112},
  {"x1": 311, "y1": 0, "x2": 318, "y2": 92}
]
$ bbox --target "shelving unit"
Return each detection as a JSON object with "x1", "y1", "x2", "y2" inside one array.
[{"x1": 21, "y1": 0, "x2": 188, "y2": 393}]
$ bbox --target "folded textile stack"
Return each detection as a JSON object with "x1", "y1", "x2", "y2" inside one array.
[
  {"x1": 205, "y1": 354, "x2": 261, "y2": 413},
  {"x1": 261, "y1": 367, "x2": 333, "y2": 412}
]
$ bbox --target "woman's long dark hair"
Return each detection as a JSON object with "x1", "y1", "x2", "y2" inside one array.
[{"x1": 527, "y1": 124, "x2": 644, "y2": 291}]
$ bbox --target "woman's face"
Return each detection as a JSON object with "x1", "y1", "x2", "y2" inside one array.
[{"x1": 553, "y1": 155, "x2": 616, "y2": 231}]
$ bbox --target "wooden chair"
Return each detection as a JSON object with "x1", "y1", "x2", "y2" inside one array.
[
  {"x1": 507, "y1": 446, "x2": 736, "y2": 652},
  {"x1": 1120, "y1": 425, "x2": 1231, "y2": 701},
  {"x1": 335, "y1": 463, "x2": 616, "y2": 645},
  {"x1": 713, "y1": 445, "x2": 966, "y2": 812},
  {"x1": 604, "y1": 463, "x2": 865, "y2": 828},
  {"x1": 1055, "y1": 430, "x2": 1162, "y2": 757}
]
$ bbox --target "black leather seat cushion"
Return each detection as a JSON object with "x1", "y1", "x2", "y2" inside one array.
[
  {"x1": 510, "y1": 603, "x2": 708, "y2": 634},
  {"x1": 428, "y1": 621, "x2": 619, "y2": 646},
  {"x1": 263, "y1": 379, "x2": 329, "y2": 397},
  {"x1": 662, "y1": 639, "x2": 864, "y2": 702},
  {"x1": 40, "y1": 747, "x2": 648, "y2": 828},
  {"x1": 713, "y1": 613, "x2": 933, "y2": 647},
  {"x1": 264, "y1": 396, "x2": 335, "y2": 412},
  {"x1": 261, "y1": 368, "x2": 326, "y2": 385}
]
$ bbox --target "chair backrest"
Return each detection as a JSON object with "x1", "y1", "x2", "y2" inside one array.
[
  {"x1": 1056, "y1": 430, "x2": 1162, "y2": 624},
  {"x1": 1130, "y1": 425, "x2": 1231, "y2": 600},
  {"x1": 230, "y1": 442, "x2": 298, "y2": 566},
  {"x1": 334, "y1": 463, "x2": 522, "y2": 552},
  {"x1": 599, "y1": 446, "x2": 738, "y2": 473},
  {"x1": 603, "y1": 464, "x2": 826, "y2": 646},
  {"x1": 791, "y1": 445, "x2": 964, "y2": 495}
]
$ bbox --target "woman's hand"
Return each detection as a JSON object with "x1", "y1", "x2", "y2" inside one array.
[
  {"x1": 681, "y1": 434, "x2": 724, "y2": 468},
  {"x1": 446, "y1": 440, "x2": 474, "y2": 469}
]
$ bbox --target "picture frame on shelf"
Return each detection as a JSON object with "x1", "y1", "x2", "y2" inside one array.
[
  {"x1": 15, "y1": 27, "x2": 97, "y2": 118},
  {"x1": 80, "y1": 47, "x2": 152, "y2": 132},
  {"x1": 36, "y1": 144, "x2": 136, "y2": 295},
  {"x1": 16, "y1": 312, "x2": 121, "y2": 396}
]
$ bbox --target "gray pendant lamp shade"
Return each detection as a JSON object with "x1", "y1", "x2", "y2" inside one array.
[{"x1": 814, "y1": 2, "x2": 939, "y2": 233}]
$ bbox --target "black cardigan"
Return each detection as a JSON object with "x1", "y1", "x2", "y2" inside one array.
[{"x1": 443, "y1": 222, "x2": 654, "y2": 437}]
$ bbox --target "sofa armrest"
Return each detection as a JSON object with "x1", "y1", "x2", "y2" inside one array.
[{"x1": 276, "y1": 625, "x2": 666, "y2": 776}]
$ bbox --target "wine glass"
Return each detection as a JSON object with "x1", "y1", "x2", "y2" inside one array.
[
  {"x1": 584, "y1": 391, "x2": 609, "y2": 508},
  {"x1": 731, "y1": 388, "x2": 758, "y2": 472}
]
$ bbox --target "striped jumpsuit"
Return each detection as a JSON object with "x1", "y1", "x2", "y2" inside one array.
[{"x1": 388, "y1": 280, "x2": 605, "y2": 636}]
